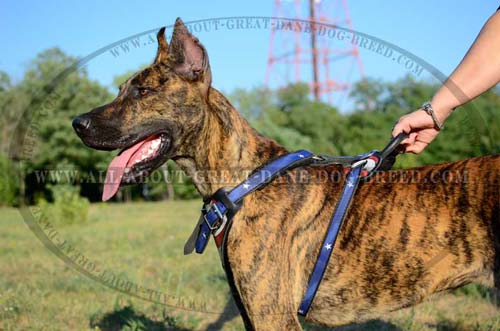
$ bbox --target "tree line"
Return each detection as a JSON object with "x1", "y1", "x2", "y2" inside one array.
[{"x1": 1, "y1": 48, "x2": 499, "y2": 206}]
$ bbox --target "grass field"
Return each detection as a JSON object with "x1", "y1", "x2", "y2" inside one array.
[{"x1": 1, "y1": 201, "x2": 499, "y2": 331}]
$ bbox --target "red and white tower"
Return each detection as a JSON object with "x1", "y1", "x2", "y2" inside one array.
[{"x1": 266, "y1": 0, "x2": 365, "y2": 105}]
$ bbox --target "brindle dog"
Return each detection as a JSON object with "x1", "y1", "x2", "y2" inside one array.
[{"x1": 73, "y1": 18, "x2": 500, "y2": 331}]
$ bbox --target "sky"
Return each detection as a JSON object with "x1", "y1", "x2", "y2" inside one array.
[{"x1": 2, "y1": 0, "x2": 499, "y2": 109}]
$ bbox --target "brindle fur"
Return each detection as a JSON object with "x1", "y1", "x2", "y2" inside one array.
[{"x1": 73, "y1": 19, "x2": 500, "y2": 331}]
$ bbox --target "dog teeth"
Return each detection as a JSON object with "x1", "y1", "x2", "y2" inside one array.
[
  {"x1": 130, "y1": 138, "x2": 162, "y2": 167},
  {"x1": 151, "y1": 139, "x2": 160, "y2": 149}
]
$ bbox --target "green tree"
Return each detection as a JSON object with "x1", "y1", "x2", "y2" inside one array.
[
  {"x1": 1, "y1": 48, "x2": 114, "y2": 202},
  {"x1": 350, "y1": 77, "x2": 385, "y2": 112}
]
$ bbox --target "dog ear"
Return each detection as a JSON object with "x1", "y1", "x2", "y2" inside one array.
[
  {"x1": 154, "y1": 27, "x2": 169, "y2": 64},
  {"x1": 168, "y1": 18, "x2": 212, "y2": 94}
]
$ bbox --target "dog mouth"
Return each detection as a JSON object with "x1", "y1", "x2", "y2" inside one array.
[{"x1": 102, "y1": 133, "x2": 171, "y2": 201}]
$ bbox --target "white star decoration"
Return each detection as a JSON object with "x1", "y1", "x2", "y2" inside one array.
[
  {"x1": 325, "y1": 243, "x2": 332, "y2": 250},
  {"x1": 202, "y1": 233, "x2": 207, "y2": 239},
  {"x1": 298, "y1": 309, "x2": 304, "y2": 314},
  {"x1": 243, "y1": 183, "x2": 250, "y2": 190},
  {"x1": 347, "y1": 181, "x2": 354, "y2": 188},
  {"x1": 299, "y1": 154, "x2": 304, "y2": 158}
]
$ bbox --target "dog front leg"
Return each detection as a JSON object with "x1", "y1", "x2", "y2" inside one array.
[
  {"x1": 225, "y1": 271, "x2": 303, "y2": 331},
  {"x1": 225, "y1": 287, "x2": 303, "y2": 331},
  {"x1": 246, "y1": 309, "x2": 303, "y2": 331},
  {"x1": 228, "y1": 284, "x2": 303, "y2": 331}
]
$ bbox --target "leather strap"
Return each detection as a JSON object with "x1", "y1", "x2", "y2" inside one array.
[
  {"x1": 184, "y1": 150, "x2": 315, "y2": 255},
  {"x1": 298, "y1": 163, "x2": 364, "y2": 316}
]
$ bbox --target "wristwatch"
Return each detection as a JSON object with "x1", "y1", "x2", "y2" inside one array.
[{"x1": 421, "y1": 101, "x2": 444, "y2": 130}]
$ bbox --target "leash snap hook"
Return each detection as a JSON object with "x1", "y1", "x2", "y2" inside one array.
[
  {"x1": 353, "y1": 156, "x2": 379, "y2": 172},
  {"x1": 351, "y1": 152, "x2": 381, "y2": 179},
  {"x1": 353, "y1": 157, "x2": 378, "y2": 172}
]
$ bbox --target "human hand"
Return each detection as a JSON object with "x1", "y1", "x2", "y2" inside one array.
[{"x1": 392, "y1": 109, "x2": 441, "y2": 154}]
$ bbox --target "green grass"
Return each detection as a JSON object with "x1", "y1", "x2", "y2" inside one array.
[{"x1": 1, "y1": 202, "x2": 499, "y2": 331}]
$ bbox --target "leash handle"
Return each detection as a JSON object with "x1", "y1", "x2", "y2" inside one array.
[
  {"x1": 378, "y1": 132, "x2": 408, "y2": 172},
  {"x1": 380, "y1": 132, "x2": 408, "y2": 159}
]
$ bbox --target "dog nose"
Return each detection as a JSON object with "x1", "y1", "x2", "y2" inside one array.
[{"x1": 72, "y1": 115, "x2": 91, "y2": 133}]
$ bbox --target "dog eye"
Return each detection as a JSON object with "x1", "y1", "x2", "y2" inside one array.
[{"x1": 137, "y1": 87, "x2": 150, "y2": 97}]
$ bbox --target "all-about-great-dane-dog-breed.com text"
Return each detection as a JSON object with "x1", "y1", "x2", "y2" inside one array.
[{"x1": 72, "y1": 18, "x2": 500, "y2": 331}]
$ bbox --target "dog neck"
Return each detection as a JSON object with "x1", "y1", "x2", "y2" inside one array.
[{"x1": 173, "y1": 87, "x2": 287, "y2": 198}]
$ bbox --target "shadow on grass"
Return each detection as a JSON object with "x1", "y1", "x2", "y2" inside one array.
[
  {"x1": 89, "y1": 303, "x2": 405, "y2": 331},
  {"x1": 89, "y1": 305, "x2": 190, "y2": 331},
  {"x1": 205, "y1": 295, "x2": 240, "y2": 331},
  {"x1": 433, "y1": 320, "x2": 468, "y2": 331},
  {"x1": 308, "y1": 319, "x2": 401, "y2": 331},
  {"x1": 427, "y1": 318, "x2": 500, "y2": 331},
  {"x1": 203, "y1": 293, "x2": 402, "y2": 331}
]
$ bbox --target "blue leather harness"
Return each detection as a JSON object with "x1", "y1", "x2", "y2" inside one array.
[{"x1": 184, "y1": 133, "x2": 407, "y2": 316}]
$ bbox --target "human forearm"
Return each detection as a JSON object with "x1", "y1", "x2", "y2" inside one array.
[
  {"x1": 432, "y1": 10, "x2": 500, "y2": 122},
  {"x1": 392, "y1": 9, "x2": 500, "y2": 154}
]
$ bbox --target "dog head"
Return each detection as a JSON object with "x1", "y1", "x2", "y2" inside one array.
[{"x1": 72, "y1": 18, "x2": 212, "y2": 200}]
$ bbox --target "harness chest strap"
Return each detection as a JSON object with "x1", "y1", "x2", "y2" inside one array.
[
  {"x1": 183, "y1": 150, "x2": 316, "y2": 255},
  {"x1": 298, "y1": 163, "x2": 363, "y2": 315},
  {"x1": 183, "y1": 133, "x2": 407, "y2": 316}
]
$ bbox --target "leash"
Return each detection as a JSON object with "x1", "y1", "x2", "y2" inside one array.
[{"x1": 184, "y1": 133, "x2": 408, "y2": 315}]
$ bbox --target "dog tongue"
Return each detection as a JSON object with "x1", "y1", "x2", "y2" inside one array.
[{"x1": 102, "y1": 139, "x2": 149, "y2": 202}]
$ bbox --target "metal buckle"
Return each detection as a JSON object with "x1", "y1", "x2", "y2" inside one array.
[{"x1": 202, "y1": 201, "x2": 225, "y2": 231}]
